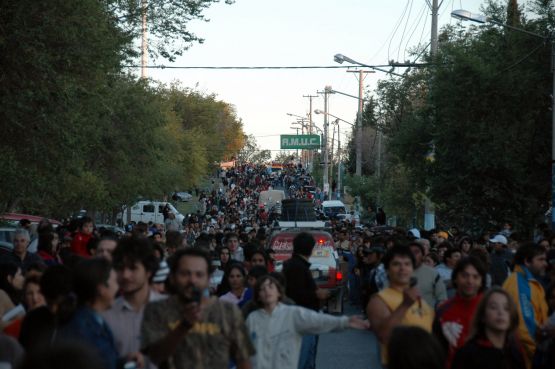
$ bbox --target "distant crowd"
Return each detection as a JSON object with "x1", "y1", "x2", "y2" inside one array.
[{"x1": 0, "y1": 163, "x2": 554, "y2": 369}]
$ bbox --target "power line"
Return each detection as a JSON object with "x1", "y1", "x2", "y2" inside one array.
[
  {"x1": 417, "y1": 5, "x2": 430, "y2": 52},
  {"x1": 122, "y1": 64, "x2": 393, "y2": 70},
  {"x1": 397, "y1": 0, "x2": 415, "y2": 62},
  {"x1": 369, "y1": 0, "x2": 411, "y2": 63},
  {"x1": 388, "y1": 0, "x2": 412, "y2": 61},
  {"x1": 403, "y1": 2, "x2": 430, "y2": 61},
  {"x1": 494, "y1": 42, "x2": 546, "y2": 77}
]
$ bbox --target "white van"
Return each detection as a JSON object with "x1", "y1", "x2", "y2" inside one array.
[
  {"x1": 119, "y1": 201, "x2": 185, "y2": 225},
  {"x1": 322, "y1": 200, "x2": 347, "y2": 219},
  {"x1": 258, "y1": 189, "x2": 286, "y2": 213}
]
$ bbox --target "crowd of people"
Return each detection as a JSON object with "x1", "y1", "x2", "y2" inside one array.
[{"x1": 0, "y1": 163, "x2": 554, "y2": 369}]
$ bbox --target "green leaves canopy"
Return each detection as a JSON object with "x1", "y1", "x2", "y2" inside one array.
[
  {"x1": 0, "y1": 0, "x2": 244, "y2": 218},
  {"x1": 344, "y1": 0, "x2": 553, "y2": 233}
]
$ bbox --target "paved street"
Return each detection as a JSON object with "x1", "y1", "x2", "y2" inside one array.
[{"x1": 316, "y1": 303, "x2": 382, "y2": 369}]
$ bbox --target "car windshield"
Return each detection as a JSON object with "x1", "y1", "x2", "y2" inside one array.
[
  {"x1": 309, "y1": 247, "x2": 336, "y2": 267},
  {"x1": 324, "y1": 206, "x2": 345, "y2": 214}
]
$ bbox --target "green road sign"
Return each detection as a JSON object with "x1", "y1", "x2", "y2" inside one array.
[{"x1": 280, "y1": 134, "x2": 320, "y2": 149}]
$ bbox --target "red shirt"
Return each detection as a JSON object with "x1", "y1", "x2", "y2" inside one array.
[
  {"x1": 70, "y1": 232, "x2": 92, "y2": 258},
  {"x1": 3, "y1": 317, "x2": 22, "y2": 338},
  {"x1": 434, "y1": 293, "x2": 482, "y2": 367}
]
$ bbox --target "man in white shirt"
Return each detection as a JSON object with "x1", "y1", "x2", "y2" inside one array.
[{"x1": 102, "y1": 237, "x2": 165, "y2": 369}]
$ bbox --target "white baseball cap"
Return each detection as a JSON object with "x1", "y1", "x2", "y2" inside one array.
[{"x1": 489, "y1": 235, "x2": 508, "y2": 245}]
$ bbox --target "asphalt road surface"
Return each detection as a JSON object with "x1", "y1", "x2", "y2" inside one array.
[{"x1": 315, "y1": 303, "x2": 383, "y2": 369}]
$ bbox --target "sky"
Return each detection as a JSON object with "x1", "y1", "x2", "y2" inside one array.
[{"x1": 147, "y1": 0, "x2": 486, "y2": 154}]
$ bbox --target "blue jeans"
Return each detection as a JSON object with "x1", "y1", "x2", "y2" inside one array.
[{"x1": 298, "y1": 335, "x2": 318, "y2": 369}]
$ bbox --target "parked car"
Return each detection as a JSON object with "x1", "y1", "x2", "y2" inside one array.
[
  {"x1": 1, "y1": 213, "x2": 62, "y2": 226},
  {"x1": 172, "y1": 192, "x2": 193, "y2": 202},
  {"x1": 269, "y1": 229, "x2": 345, "y2": 314},
  {"x1": 117, "y1": 201, "x2": 185, "y2": 225},
  {"x1": 0, "y1": 227, "x2": 16, "y2": 254},
  {"x1": 95, "y1": 224, "x2": 125, "y2": 236}
]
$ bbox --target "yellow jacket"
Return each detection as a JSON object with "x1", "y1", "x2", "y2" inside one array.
[{"x1": 503, "y1": 265, "x2": 548, "y2": 368}]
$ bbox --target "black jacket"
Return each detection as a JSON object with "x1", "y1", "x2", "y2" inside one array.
[
  {"x1": 282, "y1": 254, "x2": 319, "y2": 311},
  {"x1": 452, "y1": 336, "x2": 526, "y2": 369}
]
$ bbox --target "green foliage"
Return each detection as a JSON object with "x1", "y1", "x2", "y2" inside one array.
[
  {"x1": 347, "y1": 0, "x2": 553, "y2": 232},
  {"x1": 0, "y1": 0, "x2": 244, "y2": 217},
  {"x1": 237, "y1": 135, "x2": 270, "y2": 165}
]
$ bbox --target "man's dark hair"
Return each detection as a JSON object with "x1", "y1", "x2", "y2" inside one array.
[
  {"x1": 437, "y1": 241, "x2": 452, "y2": 250},
  {"x1": 169, "y1": 248, "x2": 212, "y2": 276},
  {"x1": 132, "y1": 222, "x2": 148, "y2": 237},
  {"x1": 387, "y1": 326, "x2": 445, "y2": 369},
  {"x1": 382, "y1": 245, "x2": 415, "y2": 270},
  {"x1": 269, "y1": 271, "x2": 287, "y2": 289},
  {"x1": 293, "y1": 232, "x2": 315, "y2": 257},
  {"x1": 408, "y1": 241, "x2": 424, "y2": 255},
  {"x1": 86, "y1": 237, "x2": 100, "y2": 254},
  {"x1": 98, "y1": 229, "x2": 118, "y2": 240},
  {"x1": 451, "y1": 257, "x2": 487, "y2": 293},
  {"x1": 73, "y1": 258, "x2": 112, "y2": 305},
  {"x1": 37, "y1": 232, "x2": 58, "y2": 254},
  {"x1": 40, "y1": 265, "x2": 73, "y2": 303},
  {"x1": 112, "y1": 237, "x2": 159, "y2": 282},
  {"x1": 514, "y1": 242, "x2": 546, "y2": 265},
  {"x1": 443, "y1": 246, "x2": 460, "y2": 263},
  {"x1": 165, "y1": 230, "x2": 183, "y2": 249},
  {"x1": 79, "y1": 216, "x2": 93, "y2": 228},
  {"x1": 244, "y1": 243, "x2": 263, "y2": 261},
  {"x1": 19, "y1": 219, "x2": 31, "y2": 227},
  {"x1": 225, "y1": 233, "x2": 239, "y2": 243},
  {"x1": 152, "y1": 242, "x2": 165, "y2": 259},
  {"x1": 248, "y1": 265, "x2": 269, "y2": 280}
]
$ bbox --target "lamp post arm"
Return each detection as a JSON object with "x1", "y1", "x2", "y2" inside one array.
[
  {"x1": 330, "y1": 89, "x2": 372, "y2": 103},
  {"x1": 487, "y1": 18, "x2": 551, "y2": 40},
  {"x1": 347, "y1": 57, "x2": 404, "y2": 77}
]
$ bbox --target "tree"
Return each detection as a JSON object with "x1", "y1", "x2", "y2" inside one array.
[
  {"x1": 274, "y1": 151, "x2": 297, "y2": 164},
  {"x1": 105, "y1": 0, "x2": 234, "y2": 61},
  {"x1": 345, "y1": 97, "x2": 381, "y2": 175},
  {"x1": 0, "y1": 0, "x2": 245, "y2": 218},
  {"x1": 0, "y1": 0, "x2": 133, "y2": 214},
  {"x1": 369, "y1": 0, "x2": 553, "y2": 233},
  {"x1": 237, "y1": 135, "x2": 270, "y2": 165}
]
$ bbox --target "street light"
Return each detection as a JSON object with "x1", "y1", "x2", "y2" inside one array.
[
  {"x1": 314, "y1": 109, "x2": 355, "y2": 126},
  {"x1": 452, "y1": 8, "x2": 555, "y2": 229},
  {"x1": 286, "y1": 112, "x2": 308, "y2": 120},
  {"x1": 292, "y1": 121, "x2": 324, "y2": 134},
  {"x1": 287, "y1": 113, "x2": 313, "y2": 170},
  {"x1": 314, "y1": 111, "x2": 350, "y2": 200},
  {"x1": 450, "y1": 9, "x2": 486, "y2": 23},
  {"x1": 334, "y1": 54, "x2": 403, "y2": 77}
]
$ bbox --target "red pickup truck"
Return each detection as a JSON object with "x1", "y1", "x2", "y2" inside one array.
[{"x1": 268, "y1": 229, "x2": 345, "y2": 314}]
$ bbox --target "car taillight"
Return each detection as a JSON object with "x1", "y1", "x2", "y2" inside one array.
[
  {"x1": 335, "y1": 271, "x2": 343, "y2": 281},
  {"x1": 317, "y1": 238, "x2": 325, "y2": 245}
]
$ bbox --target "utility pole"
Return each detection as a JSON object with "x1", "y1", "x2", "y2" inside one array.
[
  {"x1": 425, "y1": 0, "x2": 441, "y2": 230},
  {"x1": 430, "y1": 0, "x2": 439, "y2": 57},
  {"x1": 330, "y1": 123, "x2": 335, "y2": 185},
  {"x1": 376, "y1": 126, "x2": 382, "y2": 206},
  {"x1": 347, "y1": 70, "x2": 374, "y2": 176},
  {"x1": 141, "y1": 0, "x2": 148, "y2": 78},
  {"x1": 336, "y1": 120, "x2": 341, "y2": 200},
  {"x1": 318, "y1": 86, "x2": 332, "y2": 199},
  {"x1": 304, "y1": 94, "x2": 318, "y2": 172}
]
